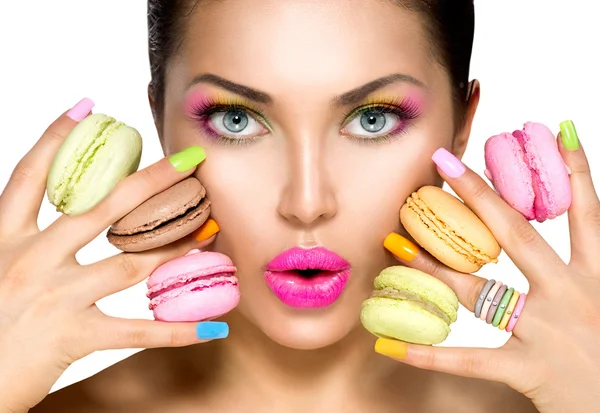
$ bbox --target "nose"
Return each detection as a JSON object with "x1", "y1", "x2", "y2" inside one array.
[{"x1": 277, "y1": 134, "x2": 337, "y2": 226}]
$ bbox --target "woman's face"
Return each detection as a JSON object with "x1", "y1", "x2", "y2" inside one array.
[{"x1": 159, "y1": 0, "x2": 467, "y2": 349}]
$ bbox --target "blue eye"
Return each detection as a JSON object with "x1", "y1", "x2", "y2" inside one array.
[
  {"x1": 222, "y1": 110, "x2": 249, "y2": 132},
  {"x1": 360, "y1": 110, "x2": 387, "y2": 133},
  {"x1": 344, "y1": 109, "x2": 401, "y2": 137},
  {"x1": 208, "y1": 109, "x2": 265, "y2": 137}
]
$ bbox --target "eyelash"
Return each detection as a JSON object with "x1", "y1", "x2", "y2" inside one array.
[
  {"x1": 341, "y1": 97, "x2": 421, "y2": 146},
  {"x1": 187, "y1": 97, "x2": 269, "y2": 146},
  {"x1": 187, "y1": 96, "x2": 421, "y2": 146}
]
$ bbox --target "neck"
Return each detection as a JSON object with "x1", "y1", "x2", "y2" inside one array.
[{"x1": 213, "y1": 310, "x2": 395, "y2": 397}]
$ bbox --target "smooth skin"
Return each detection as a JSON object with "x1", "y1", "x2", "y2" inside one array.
[{"x1": 0, "y1": 0, "x2": 598, "y2": 412}]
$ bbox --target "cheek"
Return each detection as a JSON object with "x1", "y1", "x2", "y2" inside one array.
[
  {"x1": 193, "y1": 145, "x2": 283, "y2": 254},
  {"x1": 199, "y1": 150, "x2": 278, "y2": 212},
  {"x1": 337, "y1": 135, "x2": 440, "y2": 213},
  {"x1": 333, "y1": 132, "x2": 448, "y2": 263},
  {"x1": 162, "y1": 116, "x2": 278, "y2": 256}
]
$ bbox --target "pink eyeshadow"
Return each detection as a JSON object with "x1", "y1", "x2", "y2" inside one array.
[
  {"x1": 183, "y1": 89, "x2": 213, "y2": 116},
  {"x1": 403, "y1": 89, "x2": 427, "y2": 112}
]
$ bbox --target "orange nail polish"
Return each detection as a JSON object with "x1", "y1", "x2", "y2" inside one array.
[
  {"x1": 384, "y1": 233, "x2": 419, "y2": 262},
  {"x1": 195, "y1": 219, "x2": 220, "y2": 241}
]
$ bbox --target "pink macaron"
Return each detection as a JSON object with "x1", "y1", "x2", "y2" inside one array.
[
  {"x1": 484, "y1": 122, "x2": 571, "y2": 222},
  {"x1": 146, "y1": 250, "x2": 240, "y2": 322}
]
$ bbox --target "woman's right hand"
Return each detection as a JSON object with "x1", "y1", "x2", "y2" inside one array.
[{"x1": 0, "y1": 105, "x2": 219, "y2": 413}]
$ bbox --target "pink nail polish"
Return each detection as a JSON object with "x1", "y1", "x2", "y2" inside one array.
[
  {"x1": 432, "y1": 148, "x2": 466, "y2": 178},
  {"x1": 66, "y1": 98, "x2": 95, "y2": 122}
]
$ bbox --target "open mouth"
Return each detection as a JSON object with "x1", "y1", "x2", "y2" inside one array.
[
  {"x1": 271, "y1": 268, "x2": 343, "y2": 281},
  {"x1": 294, "y1": 269, "x2": 330, "y2": 277},
  {"x1": 264, "y1": 247, "x2": 351, "y2": 309}
]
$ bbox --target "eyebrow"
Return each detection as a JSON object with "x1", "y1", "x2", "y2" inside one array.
[
  {"x1": 189, "y1": 74, "x2": 273, "y2": 104},
  {"x1": 335, "y1": 74, "x2": 426, "y2": 106},
  {"x1": 188, "y1": 73, "x2": 426, "y2": 106}
]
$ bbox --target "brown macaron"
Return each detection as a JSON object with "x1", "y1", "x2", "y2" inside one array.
[
  {"x1": 400, "y1": 186, "x2": 501, "y2": 273},
  {"x1": 107, "y1": 177, "x2": 210, "y2": 252}
]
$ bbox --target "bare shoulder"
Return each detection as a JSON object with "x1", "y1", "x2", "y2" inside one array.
[{"x1": 31, "y1": 349, "x2": 181, "y2": 413}]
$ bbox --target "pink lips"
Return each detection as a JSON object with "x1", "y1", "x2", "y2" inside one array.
[{"x1": 264, "y1": 247, "x2": 351, "y2": 308}]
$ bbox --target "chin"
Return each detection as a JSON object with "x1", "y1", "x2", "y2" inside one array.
[
  {"x1": 238, "y1": 288, "x2": 365, "y2": 350},
  {"x1": 210, "y1": 232, "x2": 389, "y2": 349}
]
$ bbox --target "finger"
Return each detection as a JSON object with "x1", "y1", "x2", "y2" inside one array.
[
  {"x1": 0, "y1": 98, "x2": 94, "y2": 235},
  {"x1": 557, "y1": 121, "x2": 600, "y2": 269},
  {"x1": 384, "y1": 233, "x2": 487, "y2": 312},
  {"x1": 79, "y1": 223, "x2": 218, "y2": 303},
  {"x1": 374, "y1": 338, "x2": 512, "y2": 384},
  {"x1": 42, "y1": 146, "x2": 206, "y2": 254},
  {"x1": 431, "y1": 148, "x2": 566, "y2": 285},
  {"x1": 97, "y1": 318, "x2": 229, "y2": 351}
]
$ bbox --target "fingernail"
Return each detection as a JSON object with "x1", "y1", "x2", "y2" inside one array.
[
  {"x1": 432, "y1": 148, "x2": 466, "y2": 178},
  {"x1": 66, "y1": 97, "x2": 95, "y2": 121},
  {"x1": 169, "y1": 146, "x2": 206, "y2": 172},
  {"x1": 560, "y1": 120, "x2": 580, "y2": 151},
  {"x1": 374, "y1": 338, "x2": 408, "y2": 360},
  {"x1": 195, "y1": 218, "x2": 220, "y2": 241},
  {"x1": 384, "y1": 233, "x2": 419, "y2": 262},
  {"x1": 196, "y1": 321, "x2": 229, "y2": 340}
]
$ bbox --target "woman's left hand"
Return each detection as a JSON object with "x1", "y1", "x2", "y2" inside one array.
[{"x1": 377, "y1": 124, "x2": 600, "y2": 413}]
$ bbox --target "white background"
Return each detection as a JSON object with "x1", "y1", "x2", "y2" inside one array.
[{"x1": 0, "y1": 1, "x2": 598, "y2": 392}]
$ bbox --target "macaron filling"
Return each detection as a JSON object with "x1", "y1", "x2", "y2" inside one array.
[
  {"x1": 147, "y1": 266, "x2": 238, "y2": 309},
  {"x1": 484, "y1": 122, "x2": 571, "y2": 222},
  {"x1": 405, "y1": 194, "x2": 497, "y2": 266},
  {"x1": 53, "y1": 118, "x2": 123, "y2": 208},
  {"x1": 109, "y1": 194, "x2": 207, "y2": 237},
  {"x1": 370, "y1": 287, "x2": 451, "y2": 324},
  {"x1": 511, "y1": 128, "x2": 556, "y2": 221}
]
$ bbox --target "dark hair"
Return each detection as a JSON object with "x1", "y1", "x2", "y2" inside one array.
[{"x1": 148, "y1": 0, "x2": 474, "y2": 127}]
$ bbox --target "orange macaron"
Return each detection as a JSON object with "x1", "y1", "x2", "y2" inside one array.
[{"x1": 400, "y1": 186, "x2": 501, "y2": 273}]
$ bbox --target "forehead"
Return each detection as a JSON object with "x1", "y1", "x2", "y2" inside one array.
[{"x1": 172, "y1": 0, "x2": 441, "y2": 97}]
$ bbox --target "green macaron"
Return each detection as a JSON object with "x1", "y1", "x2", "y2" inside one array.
[
  {"x1": 47, "y1": 113, "x2": 143, "y2": 215},
  {"x1": 361, "y1": 266, "x2": 459, "y2": 345}
]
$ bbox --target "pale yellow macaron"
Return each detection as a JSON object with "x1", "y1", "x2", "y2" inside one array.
[
  {"x1": 47, "y1": 114, "x2": 142, "y2": 216},
  {"x1": 361, "y1": 266, "x2": 459, "y2": 345}
]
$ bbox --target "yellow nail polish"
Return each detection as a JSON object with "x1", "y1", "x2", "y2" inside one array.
[
  {"x1": 384, "y1": 233, "x2": 419, "y2": 262},
  {"x1": 374, "y1": 338, "x2": 408, "y2": 360},
  {"x1": 195, "y1": 219, "x2": 220, "y2": 241}
]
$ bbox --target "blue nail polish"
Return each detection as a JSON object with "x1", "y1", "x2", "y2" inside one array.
[{"x1": 196, "y1": 321, "x2": 229, "y2": 339}]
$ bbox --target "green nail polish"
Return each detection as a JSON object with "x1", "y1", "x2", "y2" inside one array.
[
  {"x1": 169, "y1": 146, "x2": 206, "y2": 172},
  {"x1": 560, "y1": 120, "x2": 580, "y2": 151}
]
